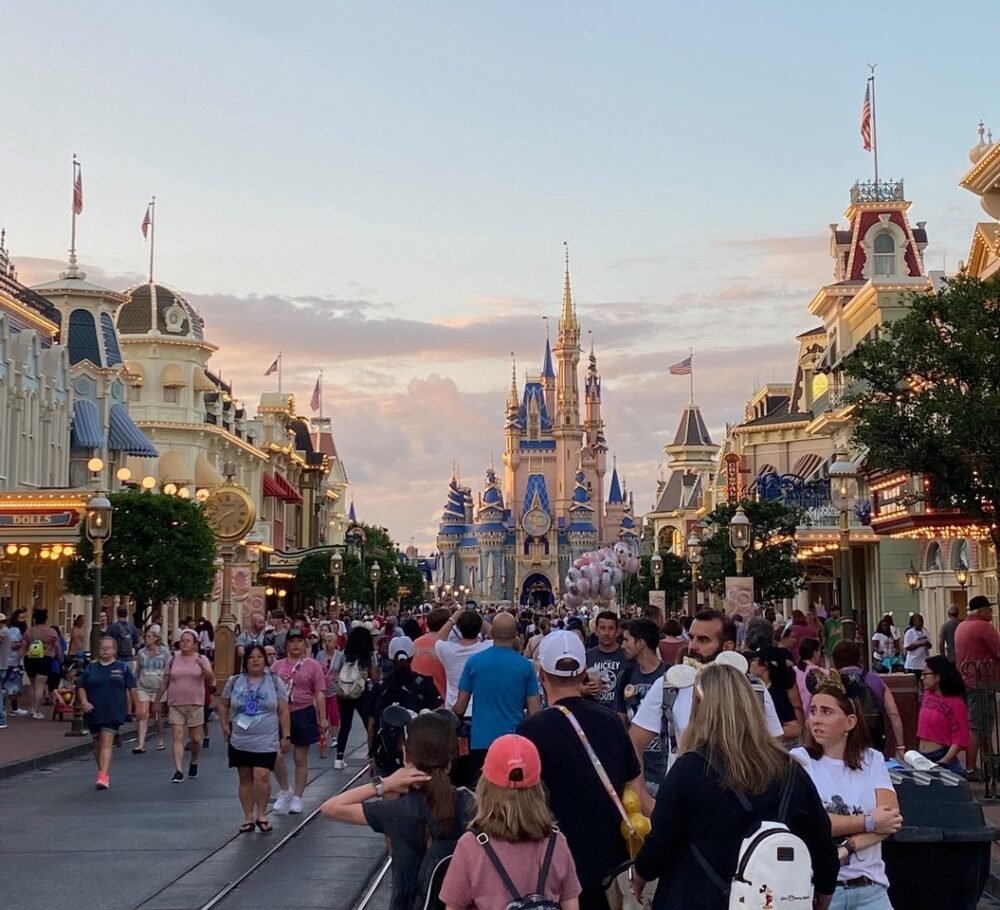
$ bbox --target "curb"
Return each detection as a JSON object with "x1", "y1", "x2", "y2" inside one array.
[{"x1": 0, "y1": 722, "x2": 137, "y2": 781}]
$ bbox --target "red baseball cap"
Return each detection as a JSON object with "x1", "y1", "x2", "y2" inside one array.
[{"x1": 482, "y1": 734, "x2": 542, "y2": 789}]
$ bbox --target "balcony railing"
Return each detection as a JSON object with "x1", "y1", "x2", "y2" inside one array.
[{"x1": 850, "y1": 179, "x2": 905, "y2": 204}]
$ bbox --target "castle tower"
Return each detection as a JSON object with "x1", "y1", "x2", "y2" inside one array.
[
  {"x1": 541, "y1": 335, "x2": 556, "y2": 419},
  {"x1": 583, "y1": 337, "x2": 608, "y2": 529},
  {"x1": 503, "y1": 357, "x2": 521, "y2": 501},
  {"x1": 553, "y1": 245, "x2": 584, "y2": 522},
  {"x1": 436, "y1": 475, "x2": 467, "y2": 586},
  {"x1": 566, "y1": 465, "x2": 599, "y2": 560},
  {"x1": 475, "y1": 466, "x2": 509, "y2": 600}
]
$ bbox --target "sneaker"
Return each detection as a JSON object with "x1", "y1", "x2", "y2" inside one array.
[
  {"x1": 289, "y1": 795, "x2": 303, "y2": 814},
  {"x1": 31, "y1": 711, "x2": 44, "y2": 720},
  {"x1": 0, "y1": 721, "x2": 7, "y2": 729},
  {"x1": 188, "y1": 763, "x2": 199, "y2": 779},
  {"x1": 334, "y1": 759, "x2": 347, "y2": 770},
  {"x1": 171, "y1": 770, "x2": 184, "y2": 783},
  {"x1": 272, "y1": 790, "x2": 292, "y2": 813},
  {"x1": 96, "y1": 772, "x2": 110, "y2": 790},
  {"x1": 12, "y1": 708, "x2": 29, "y2": 716},
  {"x1": 202, "y1": 737, "x2": 210, "y2": 749}
]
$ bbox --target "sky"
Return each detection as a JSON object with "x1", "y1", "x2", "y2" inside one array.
[{"x1": 3, "y1": 2, "x2": 993, "y2": 549}]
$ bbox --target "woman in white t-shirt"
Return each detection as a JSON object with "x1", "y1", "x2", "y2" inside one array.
[
  {"x1": 791, "y1": 684, "x2": 903, "y2": 910},
  {"x1": 902, "y1": 613, "x2": 930, "y2": 682}
]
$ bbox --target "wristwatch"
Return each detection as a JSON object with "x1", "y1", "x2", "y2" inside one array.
[{"x1": 371, "y1": 775, "x2": 385, "y2": 799}]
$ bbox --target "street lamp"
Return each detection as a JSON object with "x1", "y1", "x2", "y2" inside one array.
[
  {"x1": 370, "y1": 562, "x2": 382, "y2": 613},
  {"x1": 330, "y1": 550, "x2": 344, "y2": 605},
  {"x1": 956, "y1": 563, "x2": 970, "y2": 590},
  {"x1": 906, "y1": 562, "x2": 922, "y2": 593},
  {"x1": 85, "y1": 495, "x2": 113, "y2": 657},
  {"x1": 687, "y1": 532, "x2": 703, "y2": 614},
  {"x1": 244, "y1": 528, "x2": 264, "y2": 583},
  {"x1": 728, "y1": 506, "x2": 751, "y2": 577},
  {"x1": 650, "y1": 552, "x2": 663, "y2": 591},
  {"x1": 829, "y1": 452, "x2": 859, "y2": 636}
]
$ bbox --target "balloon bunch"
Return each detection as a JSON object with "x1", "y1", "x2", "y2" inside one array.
[{"x1": 563, "y1": 543, "x2": 640, "y2": 610}]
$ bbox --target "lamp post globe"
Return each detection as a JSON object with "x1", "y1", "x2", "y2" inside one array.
[
  {"x1": 650, "y1": 553, "x2": 663, "y2": 588},
  {"x1": 956, "y1": 563, "x2": 970, "y2": 590},
  {"x1": 85, "y1": 495, "x2": 113, "y2": 658},
  {"x1": 728, "y1": 505, "x2": 750, "y2": 577},
  {"x1": 370, "y1": 562, "x2": 381, "y2": 612},
  {"x1": 828, "y1": 452, "x2": 859, "y2": 632},
  {"x1": 330, "y1": 550, "x2": 344, "y2": 605}
]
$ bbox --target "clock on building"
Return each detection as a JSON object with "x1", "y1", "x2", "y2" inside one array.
[
  {"x1": 522, "y1": 508, "x2": 551, "y2": 538},
  {"x1": 202, "y1": 484, "x2": 256, "y2": 542}
]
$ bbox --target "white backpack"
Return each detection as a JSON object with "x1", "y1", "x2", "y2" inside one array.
[
  {"x1": 691, "y1": 760, "x2": 813, "y2": 910},
  {"x1": 337, "y1": 660, "x2": 366, "y2": 699}
]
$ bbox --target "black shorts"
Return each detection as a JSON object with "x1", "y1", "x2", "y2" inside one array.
[
  {"x1": 89, "y1": 722, "x2": 121, "y2": 736},
  {"x1": 228, "y1": 744, "x2": 278, "y2": 771},
  {"x1": 289, "y1": 706, "x2": 319, "y2": 747},
  {"x1": 24, "y1": 656, "x2": 52, "y2": 680}
]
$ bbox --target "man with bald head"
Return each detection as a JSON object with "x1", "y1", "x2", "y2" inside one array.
[{"x1": 452, "y1": 610, "x2": 541, "y2": 782}]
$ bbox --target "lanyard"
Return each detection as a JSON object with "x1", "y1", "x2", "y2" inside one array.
[{"x1": 280, "y1": 659, "x2": 306, "y2": 700}]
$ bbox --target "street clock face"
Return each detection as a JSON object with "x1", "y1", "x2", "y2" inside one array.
[
  {"x1": 203, "y1": 485, "x2": 256, "y2": 542},
  {"x1": 522, "y1": 508, "x2": 551, "y2": 538}
]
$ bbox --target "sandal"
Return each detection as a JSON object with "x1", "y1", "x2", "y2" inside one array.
[
  {"x1": 132, "y1": 747, "x2": 146, "y2": 754},
  {"x1": 156, "y1": 742, "x2": 165, "y2": 751},
  {"x1": 256, "y1": 819, "x2": 273, "y2": 833},
  {"x1": 239, "y1": 822, "x2": 256, "y2": 834}
]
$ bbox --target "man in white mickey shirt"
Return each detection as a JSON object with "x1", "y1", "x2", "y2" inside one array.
[{"x1": 629, "y1": 609, "x2": 783, "y2": 814}]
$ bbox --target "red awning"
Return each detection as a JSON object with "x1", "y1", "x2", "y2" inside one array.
[
  {"x1": 276, "y1": 473, "x2": 303, "y2": 504},
  {"x1": 263, "y1": 473, "x2": 284, "y2": 499}
]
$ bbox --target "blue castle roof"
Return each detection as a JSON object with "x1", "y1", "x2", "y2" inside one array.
[
  {"x1": 608, "y1": 467, "x2": 623, "y2": 504},
  {"x1": 542, "y1": 338, "x2": 555, "y2": 379},
  {"x1": 522, "y1": 473, "x2": 551, "y2": 516},
  {"x1": 514, "y1": 381, "x2": 552, "y2": 432}
]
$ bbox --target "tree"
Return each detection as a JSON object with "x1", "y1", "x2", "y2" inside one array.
[
  {"x1": 294, "y1": 523, "x2": 421, "y2": 612},
  {"x1": 622, "y1": 552, "x2": 690, "y2": 613},
  {"x1": 65, "y1": 491, "x2": 217, "y2": 627},
  {"x1": 697, "y1": 500, "x2": 805, "y2": 605},
  {"x1": 846, "y1": 272, "x2": 1000, "y2": 553}
]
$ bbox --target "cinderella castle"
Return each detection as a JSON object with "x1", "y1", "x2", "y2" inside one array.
[{"x1": 435, "y1": 252, "x2": 638, "y2": 607}]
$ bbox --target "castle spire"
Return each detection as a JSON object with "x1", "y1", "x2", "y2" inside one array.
[
  {"x1": 562, "y1": 241, "x2": 573, "y2": 326},
  {"x1": 507, "y1": 353, "x2": 518, "y2": 410}
]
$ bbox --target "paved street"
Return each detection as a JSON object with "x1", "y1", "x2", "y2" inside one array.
[{"x1": 3, "y1": 726, "x2": 381, "y2": 910}]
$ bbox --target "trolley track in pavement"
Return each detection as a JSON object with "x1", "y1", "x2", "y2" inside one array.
[{"x1": 130, "y1": 740, "x2": 373, "y2": 910}]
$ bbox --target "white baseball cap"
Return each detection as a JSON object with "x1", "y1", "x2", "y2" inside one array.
[
  {"x1": 538, "y1": 630, "x2": 586, "y2": 677},
  {"x1": 389, "y1": 636, "x2": 416, "y2": 661}
]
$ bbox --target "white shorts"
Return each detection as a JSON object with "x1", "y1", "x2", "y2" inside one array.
[{"x1": 136, "y1": 687, "x2": 166, "y2": 704}]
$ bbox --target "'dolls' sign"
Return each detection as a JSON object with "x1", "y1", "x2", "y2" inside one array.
[{"x1": 0, "y1": 510, "x2": 80, "y2": 528}]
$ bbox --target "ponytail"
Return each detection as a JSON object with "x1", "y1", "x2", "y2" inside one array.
[{"x1": 422, "y1": 767, "x2": 456, "y2": 838}]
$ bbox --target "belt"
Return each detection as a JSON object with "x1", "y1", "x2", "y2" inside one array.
[{"x1": 837, "y1": 876, "x2": 878, "y2": 890}]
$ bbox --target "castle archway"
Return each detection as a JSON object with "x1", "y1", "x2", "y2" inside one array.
[{"x1": 520, "y1": 573, "x2": 553, "y2": 609}]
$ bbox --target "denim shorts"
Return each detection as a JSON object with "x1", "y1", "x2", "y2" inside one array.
[{"x1": 831, "y1": 882, "x2": 892, "y2": 910}]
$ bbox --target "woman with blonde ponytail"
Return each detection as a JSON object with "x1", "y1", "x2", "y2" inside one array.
[{"x1": 321, "y1": 713, "x2": 475, "y2": 910}]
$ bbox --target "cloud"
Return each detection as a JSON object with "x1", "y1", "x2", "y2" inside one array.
[{"x1": 606, "y1": 253, "x2": 671, "y2": 270}]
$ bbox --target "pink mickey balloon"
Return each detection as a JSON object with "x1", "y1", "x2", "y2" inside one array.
[{"x1": 624, "y1": 555, "x2": 640, "y2": 575}]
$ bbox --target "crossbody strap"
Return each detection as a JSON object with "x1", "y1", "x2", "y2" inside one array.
[{"x1": 554, "y1": 706, "x2": 636, "y2": 837}]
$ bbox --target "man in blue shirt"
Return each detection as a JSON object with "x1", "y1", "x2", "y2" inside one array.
[
  {"x1": 78, "y1": 636, "x2": 137, "y2": 791},
  {"x1": 453, "y1": 612, "x2": 540, "y2": 783}
]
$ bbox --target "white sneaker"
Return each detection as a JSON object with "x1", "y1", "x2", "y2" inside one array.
[
  {"x1": 272, "y1": 790, "x2": 293, "y2": 813},
  {"x1": 31, "y1": 711, "x2": 45, "y2": 720},
  {"x1": 289, "y1": 795, "x2": 303, "y2": 814},
  {"x1": 12, "y1": 708, "x2": 28, "y2": 716},
  {"x1": 334, "y1": 759, "x2": 347, "y2": 770}
]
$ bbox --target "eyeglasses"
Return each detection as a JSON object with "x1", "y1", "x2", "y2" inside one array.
[{"x1": 920, "y1": 671, "x2": 936, "y2": 678}]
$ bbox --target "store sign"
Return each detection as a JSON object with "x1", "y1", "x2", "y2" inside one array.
[
  {"x1": 0, "y1": 510, "x2": 79, "y2": 528},
  {"x1": 725, "y1": 454, "x2": 741, "y2": 503},
  {"x1": 874, "y1": 480, "x2": 909, "y2": 519}
]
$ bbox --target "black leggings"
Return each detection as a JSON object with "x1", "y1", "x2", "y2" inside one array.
[{"x1": 337, "y1": 695, "x2": 363, "y2": 760}]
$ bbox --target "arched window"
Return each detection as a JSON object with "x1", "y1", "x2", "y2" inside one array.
[
  {"x1": 953, "y1": 539, "x2": 971, "y2": 571},
  {"x1": 873, "y1": 232, "x2": 896, "y2": 276},
  {"x1": 925, "y1": 542, "x2": 942, "y2": 571}
]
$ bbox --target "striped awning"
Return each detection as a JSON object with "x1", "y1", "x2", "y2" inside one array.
[
  {"x1": 70, "y1": 399, "x2": 103, "y2": 450},
  {"x1": 791, "y1": 453, "x2": 822, "y2": 478},
  {"x1": 107, "y1": 403, "x2": 158, "y2": 457},
  {"x1": 276, "y1": 473, "x2": 302, "y2": 503},
  {"x1": 263, "y1": 473, "x2": 284, "y2": 499}
]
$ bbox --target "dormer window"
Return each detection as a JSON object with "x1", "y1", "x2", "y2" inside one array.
[{"x1": 873, "y1": 232, "x2": 896, "y2": 276}]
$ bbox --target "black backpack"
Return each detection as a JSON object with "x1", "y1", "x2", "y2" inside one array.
[
  {"x1": 476, "y1": 831, "x2": 561, "y2": 910},
  {"x1": 854, "y1": 678, "x2": 886, "y2": 751}
]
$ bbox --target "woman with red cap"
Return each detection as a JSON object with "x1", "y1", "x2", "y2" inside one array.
[{"x1": 439, "y1": 734, "x2": 580, "y2": 910}]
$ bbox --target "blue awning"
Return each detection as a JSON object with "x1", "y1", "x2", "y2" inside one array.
[
  {"x1": 107, "y1": 403, "x2": 158, "y2": 457},
  {"x1": 70, "y1": 398, "x2": 103, "y2": 449}
]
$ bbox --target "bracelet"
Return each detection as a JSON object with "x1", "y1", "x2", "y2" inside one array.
[{"x1": 844, "y1": 838, "x2": 857, "y2": 858}]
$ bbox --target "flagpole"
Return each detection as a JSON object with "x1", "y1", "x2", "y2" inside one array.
[
  {"x1": 868, "y1": 64, "x2": 879, "y2": 192},
  {"x1": 70, "y1": 155, "x2": 79, "y2": 260},
  {"x1": 148, "y1": 196, "x2": 156, "y2": 283},
  {"x1": 689, "y1": 348, "x2": 695, "y2": 404},
  {"x1": 319, "y1": 370, "x2": 324, "y2": 419},
  {"x1": 278, "y1": 351, "x2": 283, "y2": 393}
]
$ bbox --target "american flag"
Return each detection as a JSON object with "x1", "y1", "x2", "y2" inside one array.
[
  {"x1": 860, "y1": 83, "x2": 872, "y2": 152},
  {"x1": 72, "y1": 165, "x2": 83, "y2": 215},
  {"x1": 668, "y1": 356, "x2": 692, "y2": 376},
  {"x1": 264, "y1": 356, "x2": 280, "y2": 376},
  {"x1": 141, "y1": 204, "x2": 151, "y2": 239},
  {"x1": 310, "y1": 375, "x2": 322, "y2": 412}
]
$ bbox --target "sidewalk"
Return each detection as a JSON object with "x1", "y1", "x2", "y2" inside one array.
[{"x1": 0, "y1": 705, "x2": 137, "y2": 780}]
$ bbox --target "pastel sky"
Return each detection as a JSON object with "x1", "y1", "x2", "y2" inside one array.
[{"x1": 3, "y1": 2, "x2": 993, "y2": 549}]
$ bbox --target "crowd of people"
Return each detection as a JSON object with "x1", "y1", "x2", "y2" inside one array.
[{"x1": 2, "y1": 591, "x2": 998, "y2": 910}]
